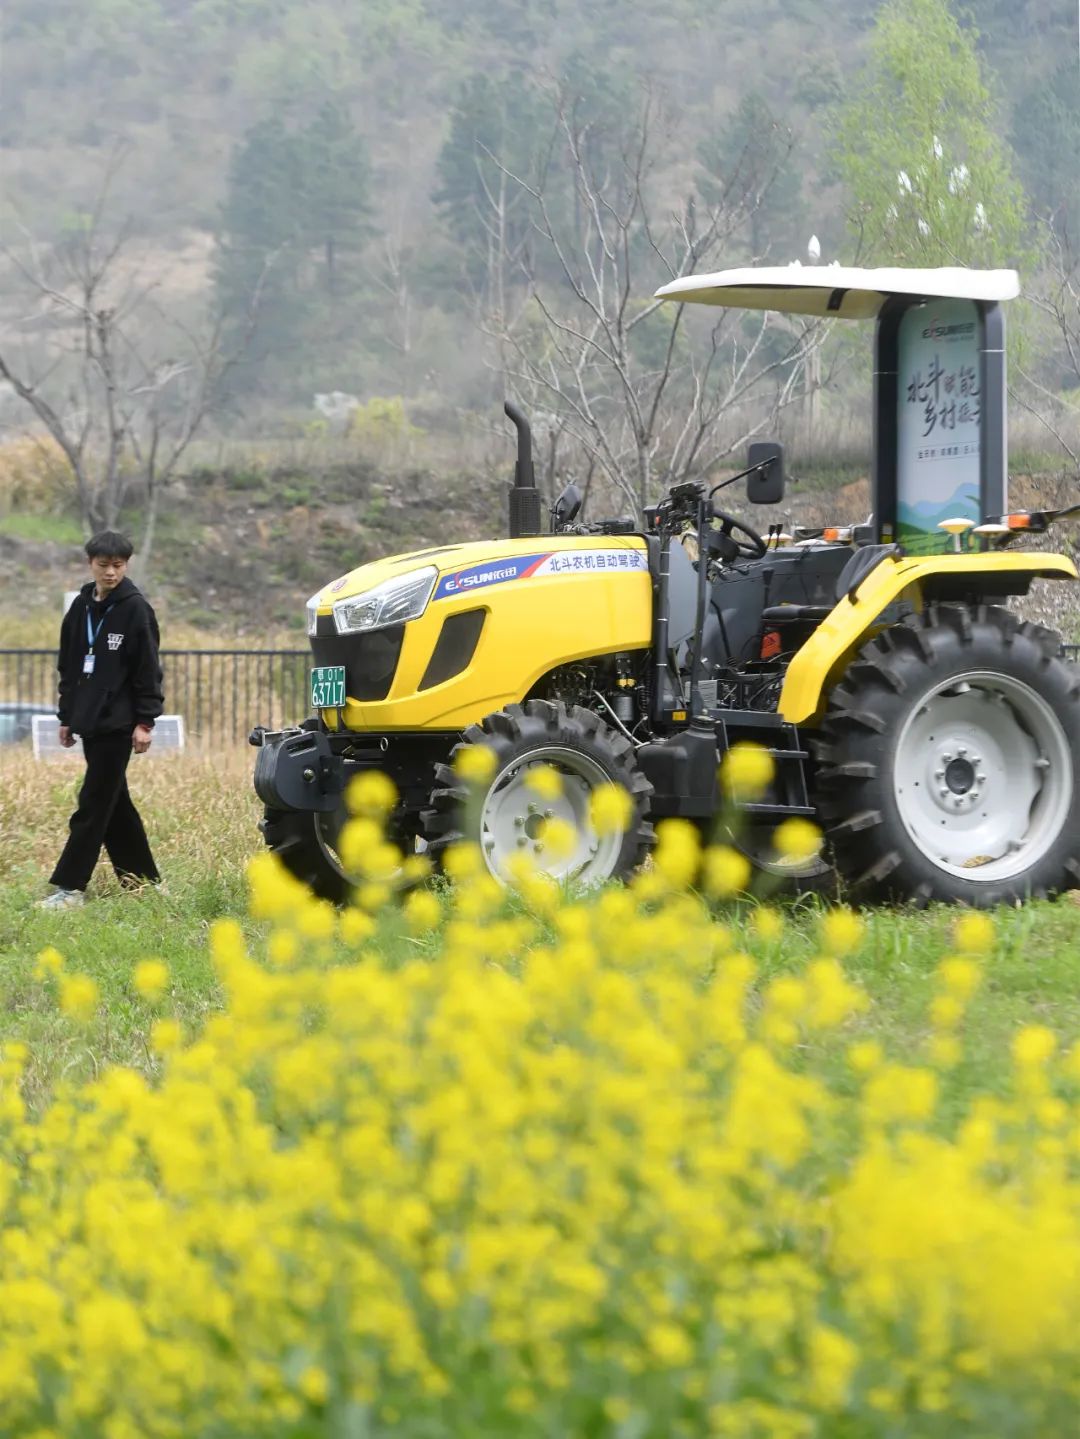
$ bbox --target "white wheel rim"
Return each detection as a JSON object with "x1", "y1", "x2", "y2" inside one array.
[
  {"x1": 893, "y1": 669, "x2": 1072, "y2": 882},
  {"x1": 480, "y1": 746, "x2": 625, "y2": 884}
]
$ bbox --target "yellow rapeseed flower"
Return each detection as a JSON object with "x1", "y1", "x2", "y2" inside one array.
[
  {"x1": 807, "y1": 1324, "x2": 859, "y2": 1408},
  {"x1": 936, "y1": 955, "x2": 983, "y2": 1002},
  {"x1": 525, "y1": 764, "x2": 563, "y2": 801},
  {"x1": 646, "y1": 1322, "x2": 693, "y2": 1367},
  {"x1": 1012, "y1": 1025, "x2": 1057, "y2": 1068},
  {"x1": 297, "y1": 1365, "x2": 329, "y2": 1405},
  {"x1": 401, "y1": 853, "x2": 433, "y2": 884},
  {"x1": 346, "y1": 769, "x2": 398, "y2": 817},
  {"x1": 149, "y1": 1017, "x2": 183, "y2": 1055},
  {"x1": 537, "y1": 815, "x2": 577, "y2": 862},
  {"x1": 58, "y1": 973, "x2": 99, "y2": 1022},
  {"x1": 267, "y1": 929, "x2": 298, "y2": 969},
  {"x1": 9, "y1": 795, "x2": 1080, "y2": 1435},
  {"x1": 404, "y1": 889, "x2": 443, "y2": 935},
  {"x1": 701, "y1": 845, "x2": 751, "y2": 899},
  {"x1": 952, "y1": 912, "x2": 996, "y2": 956},
  {"x1": 653, "y1": 819, "x2": 700, "y2": 889},
  {"x1": 721, "y1": 742, "x2": 775, "y2": 799},
  {"x1": 819, "y1": 907, "x2": 864, "y2": 957},
  {"x1": 33, "y1": 946, "x2": 65, "y2": 981},
  {"x1": 337, "y1": 817, "x2": 383, "y2": 874},
  {"x1": 453, "y1": 744, "x2": 497, "y2": 785},
  {"x1": 773, "y1": 818, "x2": 822, "y2": 864},
  {"x1": 246, "y1": 851, "x2": 310, "y2": 920},
  {"x1": 296, "y1": 900, "x2": 337, "y2": 941},
  {"x1": 356, "y1": 882, "x2": 392, "y2": 913},
  {"x1": 846, "y1": 1039, "x2": 883, "y2": 1075},
  {"x1": 589, "y1": 783, "x2": 633, "y2": 836},
  {"x1": 752, "y1": 907, "x2": 785, "y2": 944},
  {"x1": 442, "y1": 842, "x2": 483, "y2": 881},
  {"x1": 339, "y1": 907, "x2": 375, "y2": 945},
  {"x1": 132, "y1": 959, "x2": 170, "y2": 1004},
  {"x1": 929, "y1": 995, "x2": 965, "y2": 1031}
]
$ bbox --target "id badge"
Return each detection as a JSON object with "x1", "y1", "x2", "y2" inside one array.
[{"x1": 83, "y1": 654, "x2": 96, "y2": 675}]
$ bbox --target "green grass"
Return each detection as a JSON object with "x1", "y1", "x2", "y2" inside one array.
[
  {"x1": 2, "y1": 749, "x2": 1080, "y2": 1114},
  {"x1": 0, "y1": 511, "x2": 84, "y2": 545},
  {"x1": 0, "y1": 750, "x2": 262, "y2": 1108}
]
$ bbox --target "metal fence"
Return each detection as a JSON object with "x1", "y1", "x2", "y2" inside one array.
[
  {"x1": 4, "y1": 641, "x2": 1080, "y2": 751},
  {"x1": 0, "y1": 648, "x2": 310, "y2": 749}
]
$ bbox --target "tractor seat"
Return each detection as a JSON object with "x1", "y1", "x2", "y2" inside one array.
[{"x1": 760, "y1": 544, "x2": 899, "y2": 625}]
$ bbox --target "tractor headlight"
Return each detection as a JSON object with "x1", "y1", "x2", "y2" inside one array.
[
  {"x1": 331, "y1": 566, "x2": 438, "y2": 636},
  {"x1": 305, "y1": 592, "x2": 321, "y2": 636}
]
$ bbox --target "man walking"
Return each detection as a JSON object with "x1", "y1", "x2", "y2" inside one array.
[{"x1": 39, "y1": 531, "x2": 164, "y2": 910}]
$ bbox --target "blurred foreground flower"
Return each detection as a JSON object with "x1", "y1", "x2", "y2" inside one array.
[
  {"x1": 132, "y1": 958, "x2": 170, "y2": 1004},
  {"x1": 7, "y1": 845, "x2": 1079, "y2": 1437},
  {"x1": 721, "y1": 741, "x2": 775, "y2": 799}
]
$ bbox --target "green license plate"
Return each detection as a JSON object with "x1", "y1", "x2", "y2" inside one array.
[{"x1": 310, "y1": 665, "x2": 346, "y2": 710}]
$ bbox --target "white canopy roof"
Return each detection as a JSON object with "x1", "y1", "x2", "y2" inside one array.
[{"x1": 654, "y1": 264, "x2": 1020, "y2": 319}]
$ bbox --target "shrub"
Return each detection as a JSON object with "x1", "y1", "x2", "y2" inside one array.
[
  {"x1": 0, "y1": 435, "x2": 73, "y2": 515},
  {"x1": 347, "y1": 396, "x2": 423, "y2": 466}
]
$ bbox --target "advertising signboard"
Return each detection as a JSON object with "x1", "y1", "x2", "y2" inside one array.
[{"x1": 896, "y1": 297, "x2": 982, "y2": 552}]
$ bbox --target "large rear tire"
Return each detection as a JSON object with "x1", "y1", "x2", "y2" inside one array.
[
  {"x1": 422, "y1": 700, "x2": 653, "y2": 884},
  {"x1": 812, "y1": 604, "x2": 1080, "y2": 907}
]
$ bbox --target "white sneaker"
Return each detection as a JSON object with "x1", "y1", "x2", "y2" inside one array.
[{"x1": 37, "y1": 888, "x2": 85, "y2": 911}]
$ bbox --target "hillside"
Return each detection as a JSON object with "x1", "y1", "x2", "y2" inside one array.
[
  {"x1": 1, "y1": 0, "x2": 1076, "y2": 421},
  {"x1": 4, "y1": 449, "x2": 1078, "y2": 652}
]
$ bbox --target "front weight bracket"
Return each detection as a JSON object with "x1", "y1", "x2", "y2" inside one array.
[{"x1": 253, "y1": 727, "x2": 345, "y2": 814}]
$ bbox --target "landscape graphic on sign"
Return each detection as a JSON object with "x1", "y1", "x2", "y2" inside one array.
[{"x1": 896, "y1": 298, "x2": 982, "y2": 554}]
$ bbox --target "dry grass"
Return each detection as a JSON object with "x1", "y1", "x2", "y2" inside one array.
[{"x1": 0, "y1": 746, "x2": 260, "y2": 891}]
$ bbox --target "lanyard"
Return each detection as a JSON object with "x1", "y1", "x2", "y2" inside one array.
[{"x1": 85, "y1": 602, "x2": 114, "y2": 654}]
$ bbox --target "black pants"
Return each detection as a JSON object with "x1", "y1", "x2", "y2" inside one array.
[{"x1": 50, "y1": 732, "x2": 160, "y2": 892}]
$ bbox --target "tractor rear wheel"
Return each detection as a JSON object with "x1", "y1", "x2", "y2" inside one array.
[
  {"x1": 422, "y1": 700, "x2": 653, "y2": 884},
  {"x1": 812, "y1": 604, "x2": 1080, "y2": 907}
]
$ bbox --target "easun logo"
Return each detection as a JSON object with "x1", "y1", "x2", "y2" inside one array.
[
  {"x1": 922, "y1": 316, "x2": 976, "y2": 340},
  {"x1": 434, "y1": 554, "x2": 550, "y2": 601},
  {"x1": 444, "y1": 565, "x2": 519, "y2": 593}
]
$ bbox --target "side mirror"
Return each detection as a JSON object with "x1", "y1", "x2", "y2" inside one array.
[
  {"x1": 552, "y1": 481, "x2": 583, "y2": 528},
  {"x1": 747, "y1": 441, "x2": 785, "y2": 504}
]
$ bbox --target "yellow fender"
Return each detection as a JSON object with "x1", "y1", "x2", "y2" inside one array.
[{"x1": 778, "y1": 551, "x2": 1079, "y2": 726}]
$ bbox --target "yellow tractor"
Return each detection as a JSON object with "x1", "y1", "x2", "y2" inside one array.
[{"x1": 253, "y1": 265, "x2": 1080, "y2": 907}]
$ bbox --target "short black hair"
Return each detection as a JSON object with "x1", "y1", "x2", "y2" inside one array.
[{"x1": 85, "y1": 530, "x2": 134, "y2": 561}]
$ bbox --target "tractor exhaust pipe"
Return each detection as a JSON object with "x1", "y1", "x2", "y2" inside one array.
[{"x1": 505, "y1": 400, "x2": 543, "y2": 539}]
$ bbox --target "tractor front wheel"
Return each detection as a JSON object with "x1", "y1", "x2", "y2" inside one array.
[
  {"x1": 422, "y1": 700, "x2": 653, "y2": 885},
  {"x1": 261, "y1": 801, "x2": 425, "y2": 905},
  {"x1": 260, "y1": 802, "x2": 353, "y2": 905},
  {"x1": 812, "y1": 604, "x2": 1080, "y2": 907}
]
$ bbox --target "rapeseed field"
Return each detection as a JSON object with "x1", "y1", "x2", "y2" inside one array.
[{"x1": 0, "y1": 754, "x2": 1078, "y2": 1436}]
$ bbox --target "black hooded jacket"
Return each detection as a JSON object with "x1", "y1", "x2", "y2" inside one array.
[{"x1": 57, "y1": 578, "x2": 164, "y2": 738}]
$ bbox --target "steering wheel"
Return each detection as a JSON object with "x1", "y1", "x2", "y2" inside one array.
[{"x1": 713, "y1": 510, "x2": 768, "y2": 560}]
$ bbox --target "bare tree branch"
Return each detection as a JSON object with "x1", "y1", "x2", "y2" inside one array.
[
  {"x1": 0, "y1": 161, "x2": 268, "y2": 563},
  {"x1": 474, "y1": 83, "x2": 827, "y2": 513}
]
